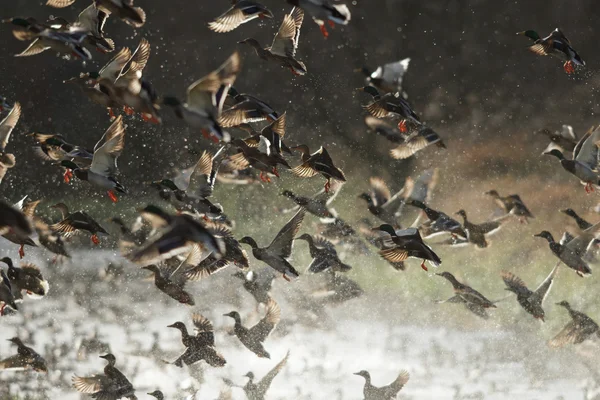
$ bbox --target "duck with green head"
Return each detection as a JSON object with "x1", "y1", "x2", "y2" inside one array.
[
  {"x1": 518, "y1": 28, "x2": 585, "y2": 74},
  {"x1": 60, "y1": 116, "x2": 127, "y2": 203}
]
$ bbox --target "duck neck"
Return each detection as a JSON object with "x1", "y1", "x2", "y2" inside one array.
[
  {"x1": 53, "y1": 203, "x2": 69, "y2": 219},
  {"x1": 243, "y1": 237, "x2": 259, "y2": 250}
]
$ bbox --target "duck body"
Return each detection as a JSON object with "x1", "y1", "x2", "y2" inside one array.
[
  {"x1": 519, "y1": 28, "x2": 584, "y2": 73},
  {"x1": 407, "y1": 200, "x2": 465, "y2": 238},
  {"x1": 373, "y1": 225, "x2": 441, "y2": 271},
  {"x1": 437, "y1": 272, "x2": 496, "y2": 309},
  {"x1": 534, "y1": 231, "x2": 591, "y2": 277},
  {"x1": 354, "y1": 370, "x2": 410, "y2": 400},
  {"x1": 209, "y1": 1, "x2": 274, "y2": 33},
  {"x1": 1, "y1": 258, "x2": 49, "y2": 299},
  {"x1": 549, "y1": 301, "x2": 600, "y2": 347},
  {"x1": 297, "y1": 233, "x2": 351, "y2": 273},
  {"x1": 0, "y1": 338, "x2": 47, "y2": 372}
]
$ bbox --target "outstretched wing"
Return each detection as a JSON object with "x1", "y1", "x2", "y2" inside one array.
[
  {"x1": 267, "y1": 209, "x2": 305, "y2": 258},
  {"x1": 249, "y1": 297, "x2": 280, "y2": 342},
  {"x1": 90, "y1": 116, "x2": 126, "y2": 176},
  {"x1": 0, "y1": 102, "x2": 21, "y2": 152},
  {"x1": 255, "y1": 351, "x2": 290, "y2": 398},
  {"x1": 501, "y1": 271, "x2": 532, "y2": 297},
  {"x1": 270, "y1": 7, "x2": 303, "y2": 57}
]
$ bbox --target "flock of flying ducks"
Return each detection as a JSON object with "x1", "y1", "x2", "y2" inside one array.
[{"x1": 0, "y1": 0, "x2": 597, "y2": 399}]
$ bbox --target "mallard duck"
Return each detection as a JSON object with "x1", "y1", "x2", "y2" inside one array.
[
  {"x1": 0, "y1": 102, "x2": 21, "y2": 185},
  {"x1": 0, "y1": 269, "x2": 18, "y2": 315},
  {"x1": 534, "y1": 231, "x2": 592, "y2": 277},
  {"x1": 0, "y1": 338, "x2": 47, "y2": 372},
  {"x1": 484, "y1": 190, "x2": 534, "y2": 222},
  {"x1": 183, "y1": 221, "x2": 250, "y2": 280},
  {"x1": 562, "y1": 128, "x2": 597, "y2": 167},
  {"x1": 30, "y1": 133, "x2": 93, "y2": 172},
  {"x1": 49, "y1": 4, "x2": 114, "y2": 53},
  {"x1": 560, "y1": 208, "x2": 592, "y2": 230},
  {"x1": 142, "y1": 264, "x2": 195, "y2": 306},
  {"x1": 148, "y1": 391, "x2": 164, "y2": 400},
  {"x1": 242, "y1": 113, "x2": 292, "y2": 156},
  {"x1": 312, "y1": 269, "x2": 363, "y2": 304},
  {"x1": 72, "y1": 354, "x2": 136, "y2": 399},
  {"x1": 32, "y1": 216, "x2": 70, "y2": 258},
  {"x1": 372, "y1": 225, "x2": 441, "y2": 271},
  {"x1": 98, "y1": 39, "x2": 161, "y2": 123},
  {"x1": 501, "y1": 262, "x2": 559, "y2": 322},
  {"x1": 229, "y1": 137, "x2": 291, "y2": 182},
  {"x1": 229, "y1": 351, "x2": 289, "y2": 400},
  {"x1": 281, "y1": 179, "x2": 342, "y2": 218},
  {"x1": 548, "y1": 301, "x2": 599, "y2": 347},
  {"x1": 358, "y1": 86, "x2": 420, "y2": 132},
  {"x1": 239, "y1": 7, "x2": 307, "y2": 76},
  {"x1": 49, "y1": 202, "x2": 108, "y2": 245},
  {"x1": 296, "y1": 233, "x2": 351, "y2": 273},
  {"x1": 359, "y1": 178, "x2": 404, "y2": 227},
  {"x1": 94, "y1": 0, "x2": 146, "y2": 28},
  {"x1": 0, "y1": 199, "x2": 32, "y2": 239},
  {"x1": 286, "y1": 0, "x2": 350, "y2": 38},
  {"x1": 162, "y1": 52, "x2": 241, "y2": 142},
  {"x1": 6, "y1": 18, "x2": 91, "y2": 59},
  {"x1": 128, "y1": 205, "x2": 224, "y2": 266},
  {"x1": 223, "y1": 297, "x2": 280, "y2": 358},
  {"x1": 110, "y1": 216, "x2": 148, "y2": 253},
  {"x1": 455, "y1": 209, "x2": 505, "y2": 248},
  {"x1": 359, "y1": 58, "x2": 410, "y2": 94},
  {"x1": 437, "y1": 271, "x2": 497, "y2": 309},
  {"x1": 559, "y1": 219, "x2": 600, "y2": 263},
  {"x1": 233, "y1": 267, "x2": 275, "y2": 306},
  {"x1": 354, "y1": 370, "x2": 409, "y2": 400},
  {"x1": 435, "y1": 295, "x2": 489, "y2": 319},
  {"x1": 219, "y1": 88, "x2": 279, "y2": 128},
  {"x1": 364, "y1": 116, "x2": 405, "y2": 144},
  {"x1": 60, "y1": 115, "x2": 127, "y2": 202},
  {"x1": 518, "y1": 28, "x2": 584, "y2": 74},
  {"x1": 390, "y1": 125, "x2": 446, "y2": 159},
  {"x1": 209, "y1": 1, "x2": 274, "y2": 33},
  {"x1": 2, "y1": 196, "x2": 37, "y2": 258},
  {"x1": 538, "y1": 125, "x2": 577, "y2": 154},
  {"x1": 406, "y1": 199, "x2": 466, "y2": 239},
  {"x1": 240, "y1": 209, "x2": 305, "y2": 280},
  {"x1": 1, "y1": 258, "x2": 49, "y2": 300},
  {"x1": 168, "y1": 313, "x2": 226, "y2": 367},
  {"x1": 291, "y1": 145, "x2": 345, "y2": 192}
]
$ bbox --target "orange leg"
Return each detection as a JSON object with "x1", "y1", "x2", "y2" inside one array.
[
  {"x1": 123, "y1": 106, "x2": 135, "y2": 116},
  {"x1": 585, "y1": 183, "x2": 594, "y2": 194},
  {"x1": 0, "y1": 304, "x2": 5, "y2": 316},
  {"x1": 63, "y1": 169, "x2": 73, "y2": 183},
  {"x1": 271, "y1": 167, "x2": 280, "y2": 178},
  {"x1": 91, "y1": 234, "x2": 100, "y2": 245},
  {"x1": 201, "y1": 129, "x2": 211, "y2": 140},
  {"x1": 18, "y1": 244, "x2": 24, "y2": 259},
  {"x1": 319, "y1": 24, "x2": 329, "y2": 38},
  {"x1": 328, "y1": 20, "x2": 335, "y2": 28},
  {"x1": 564, "y1": 61, "x2": 575, "y2": 74},
  {"x1": 107, "y1": 190, "x2": 118, "y2": 203},
  {"x1": 420, "y1": 260, "x2": 428, "y2": 271},
  {"x1": 289, "y1": 67, "x2": 301, "y2": 76},
  {"x1": 324, "y1": 178, "x2": 331, "y2": 193},
  {"x1": 108, "y1": 108, "x2": 116, "y2": 120},
  {"x1": 282, "y1": 273, "x2": 291, "y2": 282},
  {"x1": 398, "y1": 120, "x2": 408, "y2": 133}
]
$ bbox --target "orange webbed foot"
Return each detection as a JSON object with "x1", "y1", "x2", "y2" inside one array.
[
  {"x1": 319, "y1": 24, "x2": 329, "y2": 38},
  {"x1": 18, "y1": 244, "x2": 24, "y2": 259},
  {"x1": 63, "y1": 169, "x2": 73, "y2": 184},
  {"x1": 107, "y1": 190, "x2": 118, "y2": 203},
  {"x1": 123, "y1": 106, "x2": 135, "y2": 116},
  {"x1": 421, "y1": 260, "x2": 428, "y2": 271},
  {"x1": 398, "y1": 120, "x2": 408, "y2": 133},
  {"x1": 91, "y1": 234, "x2": 100, "y2": 245},
  {"x1": 564, "y1": 61, "x2": 575, "y2": 74}
]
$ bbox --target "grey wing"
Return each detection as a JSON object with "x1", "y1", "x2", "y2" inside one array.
[
  {"x1": 0, "y1": 102, "x2": 21, "y2": 151},
  {"x1": 548, "y1": 321, "x2": 579, "y2": 348},
  {"x1": 249, "y1": 297, "x2": 280, "y2": 342},
  {"x1": 501, "y1": 271, "x2": 532, "y2": 297},
  {"x1": 255, "y1": 351, "x2": 289, "y2": 397},
  {"x1": 530, "y1": 262, "x2": 560, "y2": 305},
  {"x1": 270, "y1": 7, "x2": 303, "y2": 57},
  {"x1": 267, "y1": 209, "x2": 305, "y2": 258},
  {"x1": 574, "y1": 125, "x2": 600, "y2": 168},
  {"x1": 15, "y1": 39, "x2": 50, "y2": 57}
]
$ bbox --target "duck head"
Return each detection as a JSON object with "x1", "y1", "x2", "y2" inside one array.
[
  {"x1": 534, "y1": 231, "x2": 554, "y2": 243},
  {"x1": 354, "y1": 370, "x2": 371, "y2": 380},
  {"x1": 290, "y1": 144, "x2": 310, "y2": 156},
  {"x1": 166, "y1": 321, "x2": 186, "y2": 332},
  {"x1": 239, "y1": 236, "x2": 258, "y2": 249},
  {"x1": 99, "y1": 353, "x2": 116, "y2": 365},
  {"x1": 0, "y1": 257, "x2": 13, "y2": 268},
  {"x1": 223, "y1": 311, "x2": 241, "y2": 323},
  {"x1": 244, "y1": 371, "x2": 255, "y2": 380},
  {"x1": 238, "y1": 38, "x2": 261, "y2": 49},
  {"x1": 556, "y1": 300, "x2": 571, "y2": 308},
  {"x1": 147, "y1": 391, "x2": 164, "y2": 400},
  {"x1": 560, "y1": 208, "x2": 577, "y2": 218},
  {"x1": 151, "y1": 179, "x2": 179, "y2": 191},
  {"x1": 517, "y1": 30, "x2": 541, "y2": 41},
  {"x1": 484, "y1": 190, "x2": 499, "y2": 197},
  {"x1": 543, "y1": 149, "x2": 565, "y2": 161},
  {"x1": 371, "y1": 224, "x2": 397, "y2": 237},
  {"x1": 357, "y1": 86, "x2": 380, "y2": 98},
  {"x1": 295, "y1": 233, "x2": 312, "y2": 242}
]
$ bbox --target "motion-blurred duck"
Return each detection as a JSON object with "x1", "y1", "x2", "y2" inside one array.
[
  {"x1": 437, "y1": 272, "x2": 497, "y2": 310},
  {"x1": 0, "y1": 102, "x2": 21, "y2": 186},
  {"x1": 372, "y1": 225, "x2": 441, "y2": 271},
  {"x1": 286, "y1": 0, "x2": 351, "y2": 38},
  {"x1": 0, "y1": 338, "x2": 47, "y2": 372},
  {"x1": 358, "y1": 86, "x2": 420, "y2": 132},
  {"x1": 72, "y1": 353, "x2": 136, "y2": 399},
  {"x1": 354, "y1": 369, "x2": 409, "y2": 400},
  {"x1": 359, "y1": 58, "x2": 410, "y2": 94},
  {"x1": 518, "y1": 28, "x2": 584, "y2": 74},
  {"x1": 168, "y1": 313, "x2": 226, "y2": 367},
  {"x1": 549, "y1": 301, "x2": 599, "y2": 347},
  {"x1": 291, "y1": 145, "x2": 346, "y2": 193},
  {"x1": 534, "y1": 231, "x2": 592, "y2": 277},
  {"x1": 209, "y1": 1, "x2": 274, "y2": 33},
  {"x1": 1, "y1": 258, "x2": 49, "y2": 300},
  {"x1": 50, "y1": 203, "x2": 108, "y2": 245},
  {"x1": 296, "y1": 233, "x2": 352, "y2": 273},
  {"x1": 485, "y1": 190, "x2": 534, "y2": 223}
]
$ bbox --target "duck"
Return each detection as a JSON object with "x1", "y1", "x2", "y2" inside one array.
[
  {"x1": 209, "y1": 1, "x2": 274, "y2": 33},
  {"x1": 94, "y1": 0, "x2": 146, "y2": 28},
  {"x1": 29, "y1": 133, "x2": 93, "y2": 171},
  {"x1": 168, "y1": 313, "x2": 226, "y2": 367},
  {"x1": 1, "y1": 257, "x2": 49, "y2": 300},
  {"x1": 229, "y1": 351, "x2": 289, "y2": 400},
  {"x1": 291, "y1": 145, "x2": 346, "y2": 193},
  {"x1": 455, "y1": 209, "x2": 505, "y2": 248},
  {"x1": 359, "y1": 58, "x2": 410, "y2": 94},
  {"x1": 372, "y1": 225, "x2": 441, "y2": 271},
  {"x1": 435, "y1": 295, "x2": 489, "y2": 320},
  {"x1": 544, "y1": 125, "x2": 600, "y2": 193},
  {"x1": 162, "y1": 52, "x2": 241, "y2": 142},
  {"x1": 0, "y1": 269, "x2": 18, "y2": 316},
  {"x1": 239, "y1": 209, "x2": 305, "y2": 280},
  {"x1": 72, "y1": 353, "x2": 136, "y2": 399},
  {"x1": 405, "y1": 199, "x2": 466, "y2": 239},
  {"x1": 358, "y1": 177, "x2": 406, "y2": 227},
  {"x1": 286, "y1": 0, "x2": 350, "y2": 38},
  {"x1": 223, "y1": 297, "x2": 280, "y2": 358},
  {"x1": 518, "y1": 28, "x2": 584, "y2": 74},
  {"x1": 538, "y1": 125, "x2": 577, "y2": 154},
  {"x1": 49, "y1": 202, "x2": 109, "y2": 245},
  {"x1": 354, "y1": 370, "x2": 409, "y2": 400},
  {"x1": 6, "y1": 18, "x2": 91, "y2": 60},
  {"x1": 183, "y1": 221, "x2": 250, "y2": 281},
  {"x1": 233, "y1": 267, "x2": 275, "y2": 306},
  {"x1": 281, "y1": 179, "x2": 342, "y2": 218},
  {"x1": 2, "y1": 196, "x2": 37, "y2": 258},
  {"x1": 548, "y1": 301, "x2": 599, "y2": 347},
  {"x1": 296, "y1": 233, "x2": 351, "y2": 273},
  {"x1": 60, "y1": 115, "x2": 127, "y2": 202},
  {"x1": 0, "y1": 338, "x2": 47, "y2": 372},
  {"x1": 484, "y1": 190, "x2": 534, "y2": 223},
  {"x1": 312, "y1": 269, "x2": 363, "y2": 304},
  {"x1": 239, "y1": 7, "x2": 307, "y2": 76},
  {"x1": 97, "y1": 39, "x2": 161, "y2": 123},
  {"x1": 534, "y1": 231, "x2": 592, "y2": 277},
  {"x1": 48, "y1": 4, "x2": 115, "y2": 53},
  {"x1": 142, "y1": 264, "x2": 195, "y2": 306},
  {"x1": 229, "y1": 137, "x2": 291, "y2": 182},
  {"x1": 219, "y1": 88, "x2": 279, "y2": 129},
  {"x1": 358, "y1": 86, "x2": 420, "y2": 132},
  {"x1": 32, "y1": 216, "x2": 70, "y2": 258},
  {"x1": 390, "y1": 125, "x2": 446, "y2": 159},
  {"x1": 501, "y1": 262, "x2": 560, "y2": 322},
  {"x1": 241, "y1": 113, "x2": 292, "y2": 156},
  {"x1": 560, "y1": 208, "x2": 592, "y2": 230},
  {"x1": 147, "y1": 391, "x2": 164, "y2": 400},
  {"x1": 364, "y1": 116, "x2": 405, "y2": 144},
  {"x1": 110, "y1": 216, "x2": 148, "y2": 253},
  {"x1": 437, "y1": 272, "x2": 497, "y2": 309},
  {"x1": 0, "y1": 199, "x2": 33, "y2": 240},
  {"x1": 0, "y1": 102, "x2": 21, "y2": 185}
]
